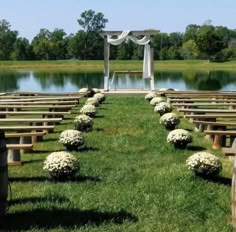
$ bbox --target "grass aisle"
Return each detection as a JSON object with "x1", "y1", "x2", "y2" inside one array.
[{"x1": 1, "y1": 95, "x2": 234, "y2": 231}]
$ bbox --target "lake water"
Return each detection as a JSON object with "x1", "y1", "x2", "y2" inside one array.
[{"x1": 1, "y1": 70, "x2": 236, "y2": 92}]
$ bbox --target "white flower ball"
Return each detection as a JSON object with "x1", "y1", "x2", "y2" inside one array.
[
  {"x1": 85, "y1": 97, "x2": 100, "y2": 106},
  {"x1": 43, "y1": 151, "x2": 80, "y2": 180},
  {"x1": 186, "y1": 152, "x2": 222, "y2": 177},
  {"x1": 74, "y1": 114, "x2": 93, "y2": 132},
  {"x1": 154, "y1": 102, "x2": 172, "y2": 115},
  {"x1": 167, "y1": 129, "x2": 192, "y2": 148},
  {"x1": 59, "y1": 129, "x2": 84, "y2": 150},
  {"x1": 145, "y1": 92, "x2": 157, "y2": 101},
  {"x1": 80, "y1": 104, "x2": 96, "y2": 117},
  {"x1": 160, "y1": 113, "x2": 180, "y2": 127},
  {"x1": 78, "y1": 88, "x2": 88, "y2": 93},
  {"x1": 150, "y1": 97, "x2": 165, "y2": 106},
  {"x1": 93, "y1": 88, "x2": 101, "y2": 93},
  {"x1": 94, "y1": 93, "x2": 106, "y2": 103}
]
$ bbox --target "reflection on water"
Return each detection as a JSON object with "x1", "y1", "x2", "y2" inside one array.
[{"x1": 0, "y1": 70, "x2": 236, "y2": 92}]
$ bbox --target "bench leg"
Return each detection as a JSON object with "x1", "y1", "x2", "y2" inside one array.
[{"x1": 212, "y1": 134, "x2": 223, "y2": 150}]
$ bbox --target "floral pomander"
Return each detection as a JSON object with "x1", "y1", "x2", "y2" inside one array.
[
  {"x1": 85, "y1": 97, "x2": 100, "y2": 106},
  {"x1": 74, "y1": 114, "x2": 93, "y2": 132},
  {"x1": 167, "y1": 129, "x2": 192, "y2": 149},
  {"x1": 80, "y1": 104, "x2": 96, "y2": 117},
  {"x1": 150, "y1": 97, "x2": 165, "y2": 106},
  {"x1": 186, "y1": 152, "x2": 222, "y2": 177},
  {"x1": 94, "y1": 93, "x2": 106, "y2": 103},
  {"x1": 160, "y1": 113, "x2": 180, "y2": 130},
  {"x1": 78, "y1": 88, "x2": 88, "y2": 93},
  {"x1": 154, "y1": 102, "x2": 172, "y2": 115},
  {"x1": 92, "y1": 88, "x2": 101, "y2": 93},
  {"x1": 43, "y1": 151, "x2": 80, "y2": 180},
  {"x1": 145, "y1": 92, "x2": 157, "y2": 102},
  {"x1": 59, "y1": 129, "x2": 84, "y2": 151}
]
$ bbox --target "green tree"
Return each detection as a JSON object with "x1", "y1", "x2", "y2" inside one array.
[
  {"x1": 77, "y1": 10, "x2": 108, "y2": 59},
  {"x1": 0, "y1": 19, "x2": 18, "y2": 60},
  {"x1": 181, "y1": 39, "x2": 200, "y2": 60},
  {"x1": 184, "y1": 24, "x2": 200, "y2": 42},
  {"x1": 196, "y1": 25, "x2": 224, "y2": 61},
  {"x1": 11, "y1": 37, "x2": 33, "y2": 60}
]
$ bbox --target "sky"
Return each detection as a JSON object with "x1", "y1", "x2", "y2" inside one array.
[{"x1": 1, "y1": 0, "x2": 236, "y2": 41}]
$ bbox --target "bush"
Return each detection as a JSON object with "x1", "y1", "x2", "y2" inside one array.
[
  {"x1": 80, "y1": 104, "x2": 96, "y2": 117},
  {"x1": 160, "y1": 113, "x2": 180, "y2": 130},
  {"x1": 150, "y1": 97, "x2": 165, "y2": 106},
  {"x1": 94, "y1": 93, "x2": 106, "y2": 103},
  {"x1": 186, "y1": 152, "x2": 222, "y2": 177},
  {"x1": 145, "y1": 92, "x2": 157, "y2": 101},
  {"x1": 43, "y1": 151, "x2": 80, "y2": 180},
  {"x1": 59, "y1": 129, "x2": 84, "y2": 151},
  {"x1": 74, "y1": 114, "x2": 93, "y2": 132},
  {"x1": 167, "y1": 129, "x2": 192, "y2": 149},
  {"x1": 154, "y1": 102, "x2": 172, "y2": 115}
]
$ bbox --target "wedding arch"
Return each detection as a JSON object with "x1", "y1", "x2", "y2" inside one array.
[{"x1": 100, "y1": 30, "x2": 159, "y2": 91}]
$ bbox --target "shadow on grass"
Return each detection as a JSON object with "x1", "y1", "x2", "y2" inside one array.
[
  {"x1": 95, "y1": 128, "x2": 104, "y2": 132},
  {"x1": 196, "y1": 175, "x2": 231, "y2": 186},
  {"x1": 23, "y1": 159, "x2": 43, "y2": 164},
  {"x1": 9, "y1": 175, "x2": 101, "y2": 183},
  {"x1": 94, "y1": 115, "x2": 104, "y2": 118},
  {"x1": 78, "y1": 146, "x2": 99, "y2": 152},
  {"x1": 187, "y1": 145, "x2": 206, "y2": 151},
  {"x1": 0, "y1": 208, "x2": 137, "y2": 230}
]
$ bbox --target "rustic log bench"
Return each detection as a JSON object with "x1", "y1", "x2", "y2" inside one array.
[
  {"x1": 204, "y1": 130, "x2": 236, "y2": 150},
  {"x1": 168, "y1": 98, "x2": 236, "y2": 103},
  {"x1": 0, "y1": 111, "x2": 70, "y2": 119},
  {"x1": 0, "y1": 118, "x2": 62, "y2": 126},
  {"x1": 5, "y1": 131, "x2": 47, "y2": 166},
  {"x1": 0, "y1": 104, "x2": 74, "y2": 112},
  {"x1": 192, "y1": 120, "x2": 236, "y2": 132},
  {"x1": 172, "y1": 102, "x2": 236, "y2": 109},
  {"x1": 178, "y1": 109, "x2": 236, "y2": 114},
  {"x1": 0, "y1": 100, "x2": 78, "y2": 105},
  {"x1": 185, "y1": 114, "x2": 236, "y2": 120}
]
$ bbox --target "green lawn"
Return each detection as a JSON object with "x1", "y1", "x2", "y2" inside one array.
[
  {"x1": 1, "y1": 95, "x2": 234, "y2": 231},
  {"x1": 1, "y1": 60, "x2": 236, "y2": 71}
]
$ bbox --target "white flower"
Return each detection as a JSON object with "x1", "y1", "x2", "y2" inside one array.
[
  {"x1": 186, "y1": 152, "x2": 222, "y2": 177},
  {"x1": 78, "y1": 88, "x2": 88, "y2": 93},
  {"x1": 43, "y1": 151, "x2": 80, "y2": 180},
  {"x1": 150, "y1": 97, "x2": 165, "y2": 106},
  {"x1": 160, "y1": 113, "x2": 180, "y2": 127},
  {"x1": 154, "y1": 102, "x2": 172, "y2": 115},
  {"x1": 74, "y1": 114, "x2": 93, "y2": 131},
  {"x1": 94, "y1": 93, "x2": 106, "y2": 103},
  {"x1": 167, "y1": 129, "x2": 192, "y2": 145},
  {"x1": 85, "y1": 97, "x2": 100, "y2": 106},
  {"x1": 93, "y1": 88, "x2": 101, "y2": 93},
  {"x1": 59, "y1": 129, "x2": 84, "y2": 150},
  {"x1": 145, "y1": 92, "x2": 157, "y2": 101},
  {"x1": 80, "y1": 104, "x2": 96, "y2": 117}
]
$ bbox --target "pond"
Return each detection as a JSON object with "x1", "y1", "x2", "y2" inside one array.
[{"x1": 1, "y1": 70, "x2": 236, "y2": 92}]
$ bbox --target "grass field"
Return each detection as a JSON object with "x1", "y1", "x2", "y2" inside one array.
[
  {"x1": 0, "y1": 95, "x2": 234, "y2": 231},
  {"x1": 1, "y1": 60, "x2": 236, "y2": 72}
]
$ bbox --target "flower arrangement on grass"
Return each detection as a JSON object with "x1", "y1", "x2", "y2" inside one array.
[
  {"x1": 43, "y1": 151, "x2": 80, "y2": 180},
  {"x1": 85, "y1": 97, "x2": 100, "y2": 107},
  {"x1": 145, "y1": 92, "x2": 157, "y2": 102},
  {"x1": 167, "y1": 129, "x2": 192, "y2": 149},
  {"x1": 154, "y1": 102, "x2": 172, "y2": 115},
  {"x1": 80, "y1": 104, "x2": 96, "y2": 117},
  {"x1": 150, "y1": 97, "x2": 165, "y2": 106},
  {"x1": 160, "y1": 113, "x2": 180, "y2": 130},
  {"x1": 59, "y1": 129, "x2": 84, "y2": 151},
  {"x1": 186, "y1": 152, "x2": 222, "y2": 178},
  {"x1": 74, "y1": 114, "x2": 93, "y2": 132},
  {"x1": 93, "y1": 88, "x2": 101, "y2": 93},
  {"x1": 78, "y1": 88, "x2": 88, "y2": 93},
  {"x1": 94, "y1": 93, "x2": 106, "y2": 103}
]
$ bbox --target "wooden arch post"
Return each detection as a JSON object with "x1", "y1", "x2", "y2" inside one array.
[{"x1": 100, "y1": 30, "x2": 159, "y2": 91}]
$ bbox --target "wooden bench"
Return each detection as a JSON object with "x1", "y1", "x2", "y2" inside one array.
[
  {"x1": 221, "y1": 147, "x2": 236, "y2": 156},
  {"x1": 178, "y1": 109, "x2": 236, "y2": 114},
  {"x1": 204, "y1": 130, "x2": 236, "y2": 150},
  {"x1": 185, "y1": 114, "x2": 236, "y2": 119},
  {"x1": 0, "y1": 111, "x2": 70, "y2": 119},
  {"x1": 172, "y1": 102, "x2": 236, "y2": 109},
  {"x1": 5, "y1": 131, "x2": 47, "y2": 166},
  {"x1": 168, "y1": 98, "x2": 236, "y2": 103},
  {"x1": 192, "y1": 120, "x2": 236, "y2": 132},
  {"x1": 0, "y1": 118, "x2": 62, "y2": 126},
  {"x1": 0, "y1": 100, "x2": 78, "y2": 105}
]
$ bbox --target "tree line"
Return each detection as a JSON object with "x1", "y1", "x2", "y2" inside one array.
[{"x1": 1, "y1": 10, "x2": 236, "y2": 62}]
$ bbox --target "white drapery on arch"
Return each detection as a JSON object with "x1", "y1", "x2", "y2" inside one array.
[{"x1": 107, "y1": 30, "x2": 151, "y2": 80}]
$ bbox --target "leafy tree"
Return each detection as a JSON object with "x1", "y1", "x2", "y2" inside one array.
[
  {"x1": 169, "y1": 32, "x2": 183, "y2": 47},
  {"x1": 11, "y1": 37, "x2": 33, "y2": 60},
  {"x1": 0, "y1": 19, "x2": 18, "y2": 60},
  {"x1": 184, "y1": 24, "x2": 200, "y2": 42},
  {"x1": 181, "y1": 39, "x2": 200, "y2": 60},
  {"x1": 196, "y1": 25, "x2": 224, "y2": 61},
  {"x1": 77, "y1": 10, "x2": 108, "y2": 60}
]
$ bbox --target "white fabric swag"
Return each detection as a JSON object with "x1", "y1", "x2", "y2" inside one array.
[{"x1": 107, "y1": 30, "x2": 151, "y2": 78}]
